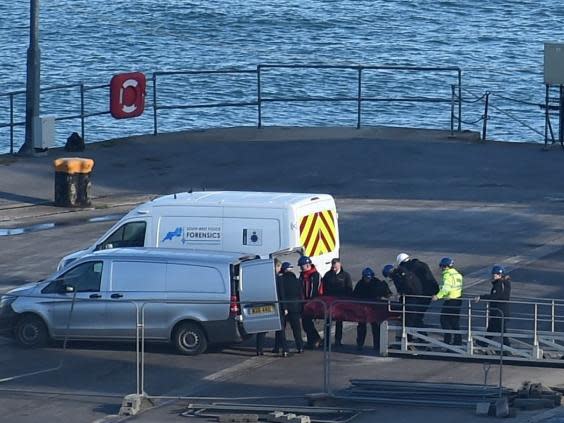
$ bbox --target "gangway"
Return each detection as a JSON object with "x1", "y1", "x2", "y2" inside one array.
[{"x1": 376, "y1": 295, "x2": 564, "y2": 365}]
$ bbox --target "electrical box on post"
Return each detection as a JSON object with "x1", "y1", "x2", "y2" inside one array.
[
  {"x1": 32, "y1": 115, "x2": 56, "y2": 150},
  {"x1": 544, "y1": 43, "x2": 564, "y2": 85}
]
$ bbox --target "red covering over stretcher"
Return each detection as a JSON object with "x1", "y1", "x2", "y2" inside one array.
[{"x1": 302, "y1": 296, "x2": 400, "y2": 323}]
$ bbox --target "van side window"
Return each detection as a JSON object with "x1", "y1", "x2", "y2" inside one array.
[
  {"x1": 43, "y1": 261, "x2": 103, "y2": 293},
  {"x1": 99, "y1": 221, "x2": 146, "y2": 250}
]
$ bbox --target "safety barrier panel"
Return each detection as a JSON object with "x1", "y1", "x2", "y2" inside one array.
[
  {"x1": 379, "y1": 294, "x2": 564, "y2": 365},
  {"x1": 2, "y1": 290, "x2": 563, "y2": 405}
]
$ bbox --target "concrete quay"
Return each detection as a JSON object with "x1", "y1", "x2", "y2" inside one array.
[{"x1": 1, "y1": 126, "x2": 564, "y2": 422}]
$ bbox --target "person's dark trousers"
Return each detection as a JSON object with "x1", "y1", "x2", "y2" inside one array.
[
  {"x1": 404, "y1": 297, "x2": 421, "y2": 342},
  {"x1": 256, "y1": 332, "x2": 266, "y2": 355},
  {"x1": 302, "y1": 316, "x2": 321, "y2": 347},
  {"x1": 325, "y1": 320, "x2": 343, "y2": 347},
  {"x1": 274, "y1": 326, "x2": 288, "y2": 353},
  {"x1": 440, "y1": 299, "x2": 462, "y2": 345},
  {"x1": 273, "y1": 311, "x2": 288, "y2": 353},
  {"x1": 357, "y1": 322, "x2": 380, "y2": 350},
  {"x1": 286, "y1": 312, "x2": 304, "y2": 351},
  {"x1": 418, "y1": 297, "x2": 432, "y2": 326},
  {"x1": 487, "y1": 310, "x2": 510, "y2": 347}
]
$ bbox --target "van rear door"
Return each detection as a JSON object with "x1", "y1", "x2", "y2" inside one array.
[{"x1": 238, "y1": 259, "x2": 281, "y2": 333}]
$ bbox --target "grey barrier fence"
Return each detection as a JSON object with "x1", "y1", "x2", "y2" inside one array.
[
  {"x1": 1, "y1": 291, "x2": 561, "y2": 402},
  {"x1": 0, "y1": 82, "x2": 110, "y2": 154},
  {"x1": 1, "y1": 64, "x2": 462, "y2": 154}
]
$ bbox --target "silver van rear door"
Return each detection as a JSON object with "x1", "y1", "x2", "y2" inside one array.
[{"x1": 239, "y1": 259, "x2": 281, "y2": 334}]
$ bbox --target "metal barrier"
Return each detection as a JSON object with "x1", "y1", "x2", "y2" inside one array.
[
  {"x1": 1, "y1": 290, "x2": 564, "y2": 409},
  {"x1": 1, "y1": 63, "x2": 462, "y2": 154},
  {"x1": 137, "y1": 298, "x2": 330, "y2": 398},
  {"x1": 0, "y1": 291, "x2": 139, "y2": 398},
  {"x1": 380, "y1": 294, "x2": 564, "y2": 364},
  {"x1": 0, "y1": 82, "x2": 110, "y2": 154}
]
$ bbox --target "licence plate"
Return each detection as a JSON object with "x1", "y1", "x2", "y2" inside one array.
[{"x1": 251, "y1": 305, "x2": 275, "y2": 314}]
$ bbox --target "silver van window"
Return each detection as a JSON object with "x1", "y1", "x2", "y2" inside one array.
[
  {"x1": 44, "y1": 261, "x2": 103, "y2": 294},
  {"x1": 98, "y1": 221, "x2": 146, "y2": 250}
]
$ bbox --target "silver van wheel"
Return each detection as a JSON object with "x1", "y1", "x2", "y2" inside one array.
[
  {"x1": 174, "y1": 322, "x2": 207, "y2": 356},
  {"x1": 15, "y1": 315, "x2": 48, "y2": 348}
]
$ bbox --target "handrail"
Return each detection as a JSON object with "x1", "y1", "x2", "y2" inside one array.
[{"x1": 1, "y1": 63, "x2": 462, "y2": 154}]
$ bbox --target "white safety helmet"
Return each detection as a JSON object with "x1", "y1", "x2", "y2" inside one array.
[{"x1": 396, "y1": 253, "x2": 410, "y2": 265}]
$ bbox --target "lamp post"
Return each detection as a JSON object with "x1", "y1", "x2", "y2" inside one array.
[{"x1": 19, "y1": 0, "x2": 41, "y2": 155}]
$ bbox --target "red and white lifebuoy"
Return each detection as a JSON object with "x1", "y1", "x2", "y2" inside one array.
[{"x1": 110, "y1": 72, "x2": 146, "y2": 119}]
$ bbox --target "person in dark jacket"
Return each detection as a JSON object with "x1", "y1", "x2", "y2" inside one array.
[
  {"x1": 383, "y1": 264, "x2": 423, "y2": 342},
  {"x1": 475, "y1": 265, "x2": 511, "y2": 347},
  {"x1": 276, "y1": 261, "x2": 304, "y2": 353},
  {"x1": 322, "y1": 258, "x2": 353, "y2": 348},
  {"x1": 257, "y1": 259, "x2": 288, "y2": 356},
  {"x1": 397, "y1": 253, "x2": 439, "y2": 326},
  {"x1": 354, "y1": 267, "x2": 392, "y2": 351},
  {"x1": 299, "y1": 255, "x2": 324, "y2": 349}
]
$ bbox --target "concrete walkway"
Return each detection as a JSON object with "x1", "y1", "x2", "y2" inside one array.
[{"x1": 2, "y1": 126, "x2": 564, "y2": 423}]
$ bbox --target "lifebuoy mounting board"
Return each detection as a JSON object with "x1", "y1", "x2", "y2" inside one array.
[{"x1": 110, "y1": 72, "x2": 146, "y2": 119}]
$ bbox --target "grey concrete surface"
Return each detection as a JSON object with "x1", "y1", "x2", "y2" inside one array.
[{"x1": 2, "y1": 126, "x2": 564, "y2": 422}]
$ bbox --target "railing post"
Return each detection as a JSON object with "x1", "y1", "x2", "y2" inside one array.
[
  {"x1": 467, "y1": 300, "x2": 473, "y2": 355},
  {"x1": 450, "y1": 84, "x2": 455, "y2": 136},
  {"x1": 485, "y1": 302, "x2": 489, "y2": 328},
  {"x1": 533, "y1": 303, "x2": 541, "y2": 359},
  {"x1": 80, "y1": 82, "x2": 85, "y2": 142},
  {"x1": 457, "y1": 70, "x2": 462, "y2": 132},
  {"x1": 257, "y1": 65, "x2": 262, "y2": 128},
  {"x1": 481, "y1": 91, "x2": 490, "y2": 142},
  {"x1": 136, "y1": 303, "x2": 140, "y2": 396},
  {"x1": 551, "y1": 300, "x2": 556, "y2": 334},
  {"x1": 379, "y1": 319, "x2": 389, "y2": 357},
  {"x1": 323, "y1": 299, "x2": 331, "y2": 394},
  {"x1": 152, "y1": 73, "x2": 158, "y2": 135},
  {"x1": 141, "y1": 306, "x2": 146, "y2": 394},
  {"x1": 545, "y1": 84, "x2": 549, "y2": 148},
  {"x1": 357, "y1": 66, "x2": 362, "y2": 129},
  {"x1": 9, "y1": 93, "x2": 14, "y2": 154},
  {"x1": 401, "y1": 295, "x2": 407, "y2": 351}
]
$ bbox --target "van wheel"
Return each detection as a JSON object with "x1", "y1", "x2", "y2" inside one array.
[
  {"x1": 15, "y1": 315, "x2": 48, "y2": 348},
  {"x1": 174, "y1": 322, "x2": 207, "y2": 355}
]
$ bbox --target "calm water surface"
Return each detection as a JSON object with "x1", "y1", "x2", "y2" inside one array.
[{"x1": 1, "y1": 1, "x2": 563, "y2": 151}]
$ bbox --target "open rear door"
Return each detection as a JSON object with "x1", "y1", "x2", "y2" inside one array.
[{"x1": 239, "y1": 259, "x2": 282, "y2": 334}]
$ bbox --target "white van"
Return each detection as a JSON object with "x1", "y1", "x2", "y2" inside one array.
[
  {"x1": 58, "y1": 191, "x2": 340, "y2": 275},
  {"x1": 4, "y1": 249, "x2": 281, "y2": 355}
]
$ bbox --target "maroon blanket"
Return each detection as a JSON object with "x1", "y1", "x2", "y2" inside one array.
[{"x1": 302, "y1": 296, "x2": 399, "y2": 323}]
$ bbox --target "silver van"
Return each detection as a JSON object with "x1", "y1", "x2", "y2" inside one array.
[{"x1": 0, "y1": 249, "x2": 282, "y2": 355}]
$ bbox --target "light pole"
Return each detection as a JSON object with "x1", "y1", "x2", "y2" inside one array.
[{"x1": 19, "y1": 0, "x2": 41, "y2": 155}]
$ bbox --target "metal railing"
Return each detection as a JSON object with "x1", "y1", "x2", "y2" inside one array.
[
  {"x1": 380, "y1": 294, "x2": 564, "y2": 364},
  {"x1": 1, "y1": 63, "x2": 462, "y2": 154},
  {"x1": 1, "y1": 291, "x2": 564, "y2": 407},
  {"x1": 0, "y1": 82, "x2": 110, "y2": 154}
]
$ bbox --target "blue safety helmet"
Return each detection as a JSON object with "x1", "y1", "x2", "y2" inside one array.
[
  {"x1": 362, "y1": 267, "x2": 375, "y2": 278},
  {"x1": 439, "y1": 257, "x2": 454, "y2": 268},
  {"x1": 491, "y1": 265, "x2": 505, "y2": 275},
  {"x1": 382, "y1": 264, "x2": 394, "y2": 278},
  {"x1": 297, "y1": 256, "x2": 312, "y2": 266}
]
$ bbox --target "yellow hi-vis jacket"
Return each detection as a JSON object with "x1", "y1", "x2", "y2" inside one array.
[{"x1": 436, "y1": 267, "x2": 463, "y2": 299}]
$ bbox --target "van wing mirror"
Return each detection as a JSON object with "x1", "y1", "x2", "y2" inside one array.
[{"x1": 64, "y1": 284, "x2": 76, "y2": 294}]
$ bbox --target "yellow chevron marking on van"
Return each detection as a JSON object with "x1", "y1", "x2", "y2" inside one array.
[{"x1": 299, "y1": 210, "x2": 336, "y2": 257}]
